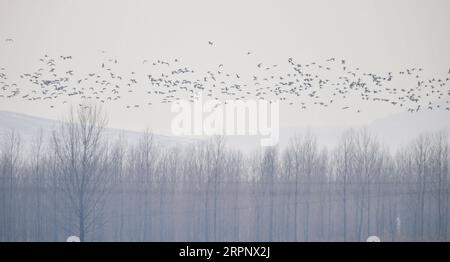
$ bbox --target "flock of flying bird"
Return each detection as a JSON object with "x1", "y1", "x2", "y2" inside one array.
[{"x1": 1, "y1": 38, "x2": 450, "y2": 113}]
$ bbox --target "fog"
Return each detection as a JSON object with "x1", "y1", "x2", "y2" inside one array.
[
  {"x1": 1, "y1": 0, "x2": 449, "y2": 242},
  {"x1": 0, "y1": 106, "x2": 449, "y2": 241}
]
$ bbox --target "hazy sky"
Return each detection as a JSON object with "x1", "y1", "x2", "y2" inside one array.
[{"x1": 0, "y1": 0, "x2": 449, "y2": 134}]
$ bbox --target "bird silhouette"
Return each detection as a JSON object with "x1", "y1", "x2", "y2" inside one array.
[{"x1": 0, "y1": 44, "x2": 449, "y2": 114}]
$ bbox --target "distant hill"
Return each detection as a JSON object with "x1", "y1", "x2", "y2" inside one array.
[
  {"x1": 0, "y1": 111, "x2": 194, "y2": 149},
  {"x1": 367, "y1": 110, "x2": 450, "y2": 149},
  {"x1": 0, "y1": 110, "x2": 449, "y2": 153},
  {"x1": 224, "y1": 110, "x2": 450, "y2": 152}
]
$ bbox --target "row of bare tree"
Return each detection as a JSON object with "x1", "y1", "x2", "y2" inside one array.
[{"x1": 0, "y1": 106, "x2": 449, "y2": 241}]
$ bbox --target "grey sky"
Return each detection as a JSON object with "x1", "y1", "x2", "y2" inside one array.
[{"x1": 0, "y1": 0, "x2": 449, "y2": 134}]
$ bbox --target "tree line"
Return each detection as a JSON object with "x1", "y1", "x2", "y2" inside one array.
[{"x1": 0, "y1": 106, "x2": 449, "y2": 241}]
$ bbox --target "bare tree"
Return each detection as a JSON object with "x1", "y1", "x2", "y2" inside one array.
[
  {"x1": 51, "y1": 105, "x2": 108, "y2": 241},
  {"x1": 333, "y1": 129, "x2": 356, "y2": 240},
  {"x1": 0, "y1": 131, "x2": 22, "y2": 241}
]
